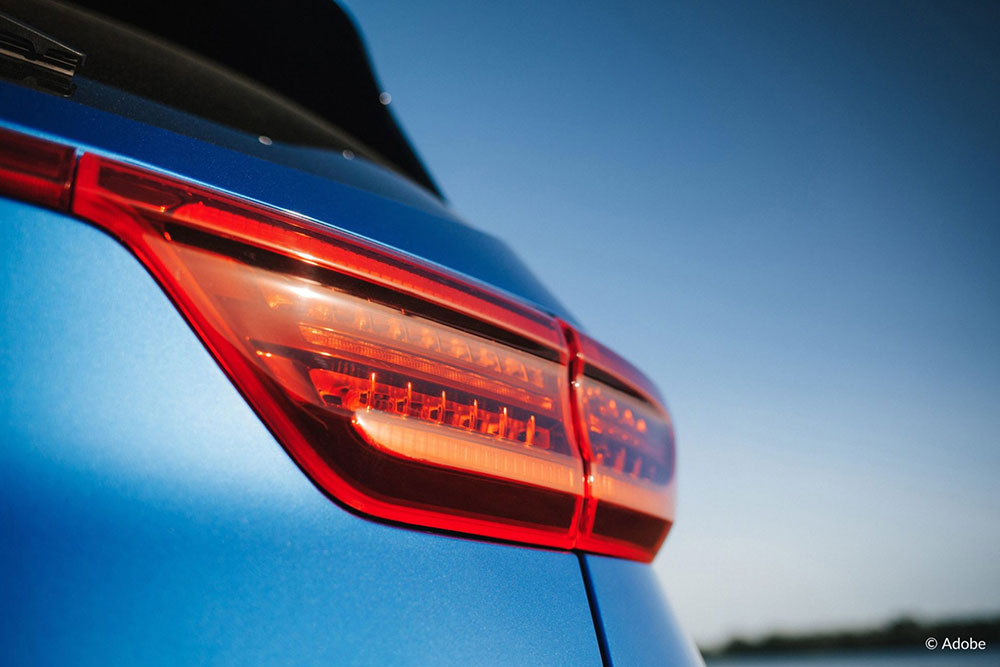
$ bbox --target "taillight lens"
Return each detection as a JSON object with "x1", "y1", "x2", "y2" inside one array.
[
  {"x1": 571, "y1": 332, "x2": 676, "y2": 561},
  {"x1": 0, "y1": 129, "x2": 675, "y2": 560},
  {"x1": 0, "y1": 127, "x2": 75, "y2": 209},
  {"x1": 70, "y1": 153, "x2": 584, "y2": 548}
]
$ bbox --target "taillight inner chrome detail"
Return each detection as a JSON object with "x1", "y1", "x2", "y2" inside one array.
[{"x1": 0, "y1": 129, "x2": 676, "y2": 561}]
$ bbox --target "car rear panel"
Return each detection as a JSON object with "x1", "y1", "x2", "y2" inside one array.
[
  {"x1": 1, "y1": 58, "x2": 701, "y2": 663},
  {"x1": 0, "y1": 199, "x2": 602, "y2": 665},
  {"x1": 584, "y1": 556, "x2": 704, "y2": 665}
]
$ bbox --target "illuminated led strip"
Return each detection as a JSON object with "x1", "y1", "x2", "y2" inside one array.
[
  {"x1": 353, "y1": 409, "x2": 583, "y2": 495},
  {"x1": 281, "y1": 284, "x2": 549, "y2": 388},
  {"x1": 261, "y1": 278, "x2": 558, "y2": 409},
  {"x1": 299, "y1": 324, "x2": 553, "y2": 410}
]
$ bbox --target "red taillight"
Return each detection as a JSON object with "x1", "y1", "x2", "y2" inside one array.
[
  {"x1": 0, "y1": 127, "x2": 75, "y2": 209},
  {"x1": 0, "y1": 129, "x2": 675, "y2": 560},
  {"x1": 570, "y1": 332, "x2": 676, "y2": 561},
  {"x1": 70, "y1": 153, "x2": 583, "y2": 548}
]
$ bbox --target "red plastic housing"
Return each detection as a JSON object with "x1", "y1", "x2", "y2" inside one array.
[
  {"x1": 0, "y1": 128, "x2": 676, "y2": 561},
  {"x1": 0, "y1": 127, "x2": 75, "y2": 210}
]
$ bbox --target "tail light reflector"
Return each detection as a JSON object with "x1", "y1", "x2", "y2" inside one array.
[{"x1": 0, "y1": 128, "x2": 676, "y2": 560}]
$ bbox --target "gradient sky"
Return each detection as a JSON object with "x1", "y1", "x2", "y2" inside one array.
[{"x1": 342, "y1": 0, "x2": 1000, "y2": 645}]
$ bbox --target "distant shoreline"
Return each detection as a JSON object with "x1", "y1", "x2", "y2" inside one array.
[{"x1": 700, "y1": 614, "x2": 1000, "y2": 659}]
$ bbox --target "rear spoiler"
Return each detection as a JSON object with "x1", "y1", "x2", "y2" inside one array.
[{"x1": 4, "y1": 0, "x2": 443, "y2": 198}]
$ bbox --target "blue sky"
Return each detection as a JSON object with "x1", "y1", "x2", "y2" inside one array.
[{"x1": 342, "y1": 0, "x2": 1000, "y2": 644}]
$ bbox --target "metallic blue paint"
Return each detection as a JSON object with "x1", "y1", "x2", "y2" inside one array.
[
  {"x1": 583, "y1": 555, "x2": 705, "y2": 666},
  {"x1": 0, "y1": 80, "x2": 574, "y2": 324},
  {"x1": 0, "y1": 202, "x2": 601, "y2": 665}
]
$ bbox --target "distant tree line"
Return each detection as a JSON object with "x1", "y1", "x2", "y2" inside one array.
[{"x1": 701, "y1": 614, "x2": 1000, "y2": 658}]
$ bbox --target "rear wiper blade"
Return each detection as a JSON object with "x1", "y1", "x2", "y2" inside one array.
[{"x1": 0, "y1": 12, "x2": 84, "y2": 96}]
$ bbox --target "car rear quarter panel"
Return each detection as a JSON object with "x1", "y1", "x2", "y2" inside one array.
[
  {"x1": 0, "y1": 201, "x2": 601, "y2": 665},
  {"x1": 1, "y1": 77, "x2": 702, "y2": 667}
]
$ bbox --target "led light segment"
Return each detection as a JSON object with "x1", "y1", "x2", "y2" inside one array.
[{"x1": 70, "y1": 152, "x2": 584, "y2": 548}]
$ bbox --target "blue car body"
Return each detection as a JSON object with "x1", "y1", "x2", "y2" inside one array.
[{"x1": 0, "y1": 15, "x2": 701, "y2": 666}]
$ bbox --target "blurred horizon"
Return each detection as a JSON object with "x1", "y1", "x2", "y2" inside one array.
[{"x1": 343, "y1": 0, "x2": 1000, "y2": 646}]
